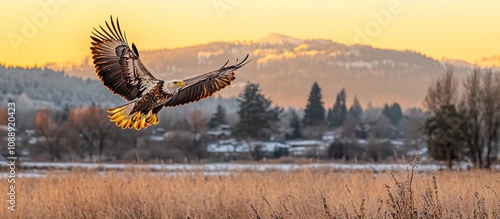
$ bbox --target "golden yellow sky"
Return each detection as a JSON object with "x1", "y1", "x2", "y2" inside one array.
[{"x1": 1, "y1": 0, "x2": 499, "y2": 66}]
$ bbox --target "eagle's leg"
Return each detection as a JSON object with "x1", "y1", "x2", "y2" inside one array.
[
  {"x1": 143, "y1": 105, "x2": 163, "y2": 127},
  {"x1": 107, "y1": 102, "x2": 161, "y2": 130},
  {"x1": 152, "y1": 105, "x2": 163, "y2": 115}
]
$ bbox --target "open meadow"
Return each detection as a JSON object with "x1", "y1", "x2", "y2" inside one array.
[{"x1": 2, "y1": 166, "x2": 500, "y2": 219}]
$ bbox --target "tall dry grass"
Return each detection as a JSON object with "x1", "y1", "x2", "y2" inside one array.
[{"x1": 1, "y1": 166, "x2": 499, "y2": 218}]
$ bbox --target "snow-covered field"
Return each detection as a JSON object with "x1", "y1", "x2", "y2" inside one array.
[{"x1": 2, "y1": 162, "x2": 498, "y2": 178}]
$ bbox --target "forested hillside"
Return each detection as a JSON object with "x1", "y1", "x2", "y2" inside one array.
[
  {"x1": 0, "y1": 66, "x2": 123, "y2": 109},
  {"x1": 44, "y1": 35, "x2": 478, "y2": 108},
  {"x1": 0, "y1": 65, "x2": 239, "y2": 118}
]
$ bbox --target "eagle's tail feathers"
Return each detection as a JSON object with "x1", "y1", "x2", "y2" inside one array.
[{"x1": 107, "y1": 102, "x2": 159, "y2": 130}]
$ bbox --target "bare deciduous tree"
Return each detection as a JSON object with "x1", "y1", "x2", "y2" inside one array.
[
  {"x1": 187, "y1": 109, "x2": 209, "y2": 135},
  {"x1": 424, "y1": 70, "x2": 459, "y2": 112},
  {"x1": 425, "y1": 69, "x2": 500, "y2": 169},
  {"x1": 342, "y1": 114, "x2": 359, "y2": 139},
  {"x1": 187, "y1": 109, "x2": 209, "y2": 160},
  {"x1": 424, "y1": 70, "x2": 463, "y2": 169},
  {"x1": 34, "y1": 108, "x2": 69, "y2": 161},
  {"x1": 462, "y1": 69, "x2": 484, "y2": 167},
  {"x1": 371, "y1": 116, "x2": 393, "y2": 139},
  {"x1": 481, "y1": 70, "x2": 500, "y2": 167},
  {"x1": 67, "y1": 105, "x2": 116, "y2": 160}
]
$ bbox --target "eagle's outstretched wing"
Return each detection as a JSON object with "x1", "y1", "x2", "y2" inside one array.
[
  {"x1": 90, "y1": 16, "x2": 161, "y2": 101},
  {"x1": 165, "y1": 55, "x2": 251, "y2": 107}
]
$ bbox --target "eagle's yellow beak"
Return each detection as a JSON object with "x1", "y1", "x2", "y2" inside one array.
[{"x1": 175, "y1": 81, "x2": 186, "y2": 87}]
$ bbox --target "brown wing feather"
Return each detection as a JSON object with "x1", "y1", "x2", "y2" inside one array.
[
  {"x1": 165, "y1": 55, "x2": 251, "y2": 107},
  {"x1": 90, "y1": 16, "x2": 161, "y2": 101}
]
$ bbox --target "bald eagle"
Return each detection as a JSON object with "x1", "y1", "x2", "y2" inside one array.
[{"x1": 90, "y1": 16, "x2": 250, "y2": 130}]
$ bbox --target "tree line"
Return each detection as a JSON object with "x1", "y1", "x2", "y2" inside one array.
[
  {"x1": 236, "y1": 81, "x2": 404, "y2": 140},
  {"x1": 0, "y1": 80, "x2": 409, "y2": 162},
  {"x1": 1, "y1": 68, "x2": 498, "y2": 166},
  {"x1": 424, "y1": 69, "x2": 500, "y2": 169}
]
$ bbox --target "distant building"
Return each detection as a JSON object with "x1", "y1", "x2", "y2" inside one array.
[
  {"x1": 406, "y1": 147, "x2": 428, "y2": 157},
  {"x1": 322, "y1": 131, "x2": 335, "y2": 143},
  {"x1": 286, "y1": 140, "x2": 328, "y2": 158},
  {"x1": 206, "y1": 124, "x2": 232, "y2": 139},
  {"x1": 207, "y1": 139, "x2": 292, "y2": 160},
  {"x1": 250, "y1": 141, "x2": 290, "y2": 158},
  {"x1": 207, "y1": 139, "x2": 251, "y2": 160}
]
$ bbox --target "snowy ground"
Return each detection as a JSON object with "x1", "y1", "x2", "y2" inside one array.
[{"x1": 1, "y1": 162, "x2": 498, "y2": 178}]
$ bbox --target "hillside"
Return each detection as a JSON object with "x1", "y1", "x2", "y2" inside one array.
[
  {"x1": 0, "y1": 66, "x2": 123, "y2": 110},
  {"x1": 42, "y1": 34, "x2": 479, "y2": 108},
  {"x1": 0, "y1": 66, "x2": 240, "y2": 121}
]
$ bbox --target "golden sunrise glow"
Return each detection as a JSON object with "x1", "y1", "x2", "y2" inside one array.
[{"x1": 1, "y1": 0, "x2": 499, "y2": 66}]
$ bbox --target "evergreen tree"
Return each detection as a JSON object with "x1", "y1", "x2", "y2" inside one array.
[
  {"x1": 325, "y1": 108, "x2": 333, "y2": 127},
  {"x1": 424, "y1": 70, "x2": 464, "y2": 169},
  {"x1": 303, "y1": 82, "x2": 325, "y2": 126},
  {"x1": 425, "y1": 105, "x2": 466, "y2": 169},
  {"x1": 286, "y1": 110, "x2": 302, "y2": 140},
  {"x1": 209, "y1": 105, "x2": 226, "y2": 128},
  {"x1": 382, "y1": 104, "x2": 391, "y2": 122},
  {"x1": 382, "y1": 102, "x2": 403, "y2": 126},
  {"x1": 348, "y1": 95, "x2": 363, "y2": 120},
  {"x1": 328, "y1": 88, "x2": 347, "y2": 127},
  {"x1": 234, "y1": 82, "x2": 281, "y2": 140}
]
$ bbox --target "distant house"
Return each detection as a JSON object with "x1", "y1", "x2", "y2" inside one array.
[
  {"x1": 28, "y1": 136, "x2": 48, "y2": 145},
  {"x1": 152, "y1": 127, "x2": 165, "y2": 136},
  {"x1": 206, "y1": 139, "x2": 292, "y2": 160},
  {"x1": 322, "y1": 131, "x2": 335, "y2": 143},
  {"x1": 286, "y1": 140, "x2": 328, "y2": 158},
  {"x1": 206, "y1": 139, "x2": 251, "y2": 160},
  {"x1": 407, "y1": 147, "x2": 428, "y2": 157},
  {"x1": 357, "y1": 139, "x2": 367, "y2": 146},
  {"x1": 24, "y1": 129, "x2": 35, "y2": 136},
  {"x1": 206, "y1": 124, "x2": 232, "y2": 139},
  {"x1": 390, "y1": 139, "x2": 405, "y2": 149},
  {"x1": 251, "y1": 141, "x2": 290, "y2": 158}
]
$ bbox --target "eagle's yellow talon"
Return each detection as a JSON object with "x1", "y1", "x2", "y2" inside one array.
[{"x1": 132, "y1": 113, "x2": 141, "y2": 122}]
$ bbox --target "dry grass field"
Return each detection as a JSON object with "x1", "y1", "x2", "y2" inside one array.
[{"x1": 2, "y1": 165, "x2": 500, "y2": 219}]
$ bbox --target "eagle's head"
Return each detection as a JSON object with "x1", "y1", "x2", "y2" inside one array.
[{"x1": 163, "y1": 80, "x2": 186, "y2": 93}]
